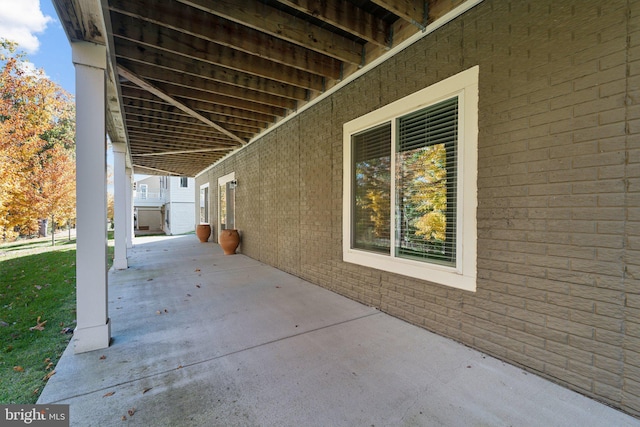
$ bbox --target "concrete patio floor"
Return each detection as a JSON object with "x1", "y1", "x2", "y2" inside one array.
[{"x1": 38, "y1": 235, "x2": 639, "y2": 426}]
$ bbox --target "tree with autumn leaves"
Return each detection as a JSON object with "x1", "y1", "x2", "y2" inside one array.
[{"x1": 0, "y1": 39, "x2": 75, "y2": 241}]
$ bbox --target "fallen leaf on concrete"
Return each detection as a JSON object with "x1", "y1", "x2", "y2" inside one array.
[
  {"x1": 13, "y1": 366, "x2": 24, "y2": 372},
  {"x1": 196, "y1": 284, "x2": 201, "y2": 288},
  {"x1": 177, "y1": 365, "x2": 183, "y2": 369},
  {"x1": 43, "y1": 370, "x2": 56, "y2": 381},
  {"x1": 29, "y1": 316, "x2": 47, "y2": 331},
  {"x1": 142, "y1": 387, "x2": 152, "y2": 394},
  {"x1": 121, "y1": 416, "x2": 127, "y2": 421},
  {"x1": 128, "y1": 408, "x2": 136, "y2": 417},
  {"x1": 99, "y1": 355, "x2": 106, "y2": 360},
  {"x1": 103, "y1": 391, "x2": 115, "y2": 397},
  {"x1": 195, "y1": 268, "x2": 201, "y2": 272}
]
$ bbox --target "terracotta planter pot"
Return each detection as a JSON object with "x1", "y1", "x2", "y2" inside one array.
[
  {"x1": 219, "y1": 229, "x2": 240, "y2": 255},
  {"x1": 196, "y1": 224, "x2": 211, "y2": 242}
]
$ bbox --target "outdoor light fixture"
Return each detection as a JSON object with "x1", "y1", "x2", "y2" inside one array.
[{"x1": 229, "y1": 180, "x2": 237, "y2": 189}]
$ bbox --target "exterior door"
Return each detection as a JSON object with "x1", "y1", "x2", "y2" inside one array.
[{"x1": 218, "y1": 173, "x2": 236, "y2": 237}]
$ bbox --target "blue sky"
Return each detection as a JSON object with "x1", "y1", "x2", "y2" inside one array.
[
  {"x1": 34, "y1": 0, "x2": 74, "y2": 93},
  {"x1": 0, "y1": 0, "x2": 74, "y2": 93}
]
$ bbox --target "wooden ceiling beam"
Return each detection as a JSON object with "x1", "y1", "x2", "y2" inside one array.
[
  {"x1": 371, "y1": 0, "x2": 427, "y2": 29},
  {"x1": 133, "y1": 147, "x2": 234, "y2": 157},
  {"x1": 120, "y1": 81, "x2": 287, "y2": 118},
  {"x1": 150, "y1": 80, "x2": 295, "y2": 113},
  {"x1": 130, "y1": 144, "x2": 232, "y2": 157},
  {"x1": 136, "y1": 152, "x2": 224, "y2": 163},
  {"x1": 134, "y1": 164, "x2": 184, "y2": 176},
  {"x1": 276, "y1": 0, "x2": 391, "y2": 48},
  {"x1": 126, "y1": 129, "x2": 239, "y2": 147},
  {"x1": 120, "y1": 60, "x2": 299, "y2": 110},
  {"x1": 118, "y1": 65, "x2": 247, "y2": 145},
  {"x1": 109, "y1": 0, "x2": 341, "y2": 79},
  {"x1": 113, "y1": 31, "x2": 326, "y2": 93},
  {"x1": 178, "y1": 0, "x2": 364, "y2": 65},
  {"x1": 123, "y1": 104, "x2": 266, "y2": 131},
  {"x1": 117, "y1": 56, "x2": 307, "y2": 102},
  {"x1": 125, "y1": 121, "x2": 254, "y2": 142},
  {"x1": 129, "y1": 140, "x2": 234, "y2": 154},
  {"x1": 126, "y1": 118, "x2": 225, "y2": 138},
  {"x1": 120, "y1": 93, "x2": 277, "y2": 125},
  {"x1": 124, "y1": 108, "x2": 264, "y2": 135}
]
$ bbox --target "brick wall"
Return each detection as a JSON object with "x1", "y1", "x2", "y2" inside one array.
[{"x1": 196, "y1": 0, "x2": 640, "y2": 416}]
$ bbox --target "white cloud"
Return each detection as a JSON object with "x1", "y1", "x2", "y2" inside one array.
[
  {"x1": 0, "y1": 0, "x2": 52, "y2": 53},
  {"x1": 18, "y1": 59, "x2": 48, "y2": 78}
]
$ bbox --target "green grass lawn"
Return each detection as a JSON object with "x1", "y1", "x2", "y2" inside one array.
[{"x1": 0, "y1": 233, "x2": 114, "y2": 404}]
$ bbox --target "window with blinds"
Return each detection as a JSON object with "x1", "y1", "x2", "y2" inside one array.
[
  {"x1": 343, "y1": 65, "x2": 478, "y2": 291},
  {"x1": 350, "y1": 98, "x2": 458, "y2": 265},
  {"x1": 352, "y1": 123, "x2": 391, "y2": 253},
  {"x1": 396, "y1": 97, "x2": 458, "y2": 266}
]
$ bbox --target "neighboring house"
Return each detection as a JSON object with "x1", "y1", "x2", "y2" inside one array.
[{"x1": 134, "y1": 176, "x2": 195, "y2": 235}]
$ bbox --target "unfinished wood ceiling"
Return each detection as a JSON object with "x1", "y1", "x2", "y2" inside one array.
[{"x1": 54, "y1": 0, "x2": 470, "y2": 176}]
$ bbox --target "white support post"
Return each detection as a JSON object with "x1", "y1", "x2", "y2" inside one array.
[
  {"x1": 112, "y1": 143, "x2": 128, "y2": 270},
  {"x1": 72, "y1": 41, "x2": 111, "y2": 353},
  {"x1": 126, "y1": 167, "x2": 133, "y2": 250}
]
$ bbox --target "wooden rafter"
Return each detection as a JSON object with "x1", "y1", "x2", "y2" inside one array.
[
  {"x1": 109, "y1": 0, "x2": 342, "y2": 79},
  {"x1": 54, "y1": 0, "x2": 470, "y2": 176},
  {"x1": 276, "y1": 0, "x2": 392, "y2": 47},
  {"x1": 132, "y1": 147, "x2": 234, "y2": 157},
  {"x1": 178, "y1": 0, "x2": 364, "y2": 65},
  {"x1": 118, "y1": 65, "x2": 246, "y2": 146}
]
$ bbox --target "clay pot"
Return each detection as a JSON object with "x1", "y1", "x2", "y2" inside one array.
[
  {"x1": 196, "y1": 224, "x2": 211, "y2": 242},
  {"x1": 219, "y1": 229, "x2": 240, "y2": 255}
]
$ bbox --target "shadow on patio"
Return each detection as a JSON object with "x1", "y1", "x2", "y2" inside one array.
[{"x1": 38, "y1": 235, "x2": 639, "y2": 426}]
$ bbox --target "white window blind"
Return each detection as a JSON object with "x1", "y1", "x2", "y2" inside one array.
[
  {"x1": 351, "y1": 123, "x2": 391, "y2": 254},
  {"x1": 396, "y1": 97, "x2": 458, "y2": 266}
]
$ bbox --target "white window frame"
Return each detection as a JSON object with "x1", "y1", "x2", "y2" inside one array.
[
  {"x1": 343, "y1": 66, "x2": 478, "y2": 292},
  {"x1": 199, "y1": 183, "x2": 209, "y2": 224},
  {"x1": 139, "y1": 184, "x2": 148, "y2": 200},
  {"x1": 217, "y1": 172, "x2": 236, "y2": 238}
]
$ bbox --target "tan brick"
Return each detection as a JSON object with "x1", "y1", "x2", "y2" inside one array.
[{"x1": 200, "y1": 0, "x2": 639, "y2": 416}]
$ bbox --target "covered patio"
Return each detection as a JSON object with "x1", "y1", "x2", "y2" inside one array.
[
  {"x1": 37, "y1": 235, "x2": 638, "y2": 426},
  {"x1": 48, "y1": 0, "x2": 640, "y2": 420}
]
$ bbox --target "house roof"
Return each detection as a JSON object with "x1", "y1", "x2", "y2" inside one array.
[{"x1": 53, "y1": 0, "x2": 474, "y2": 177}]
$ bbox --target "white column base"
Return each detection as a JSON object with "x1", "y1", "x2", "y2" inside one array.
[
  {"x1": 113, "y1": 258, "x2": 128, "y2": 270},
  {"x1": 73, "y1": 318, "x2": 111, "y2": 354}
]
